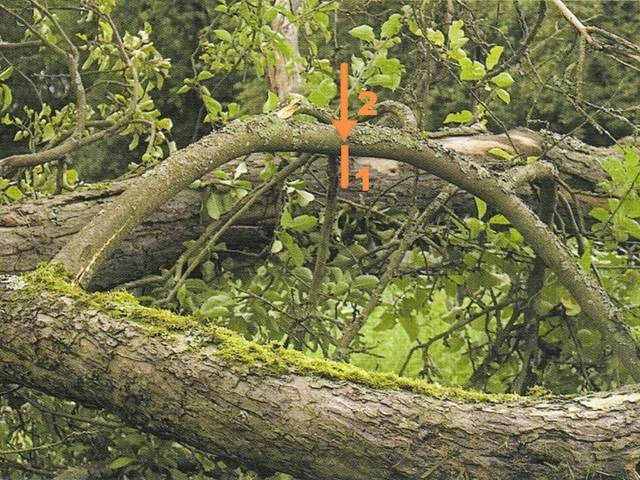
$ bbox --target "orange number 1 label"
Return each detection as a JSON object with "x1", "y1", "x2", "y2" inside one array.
[
  {"x1": 340, "y1": 144, "x2": 370, "y2": 192},
  {"x1": 356, "y1": 166, "x2": 369, "y2": 191}
]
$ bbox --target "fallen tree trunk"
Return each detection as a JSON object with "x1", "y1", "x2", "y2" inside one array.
[
  {"x1": 1, "y1": 273, "x2": 638, "y2": 480},
  {"x1": 0, "y1": 181, "x2": 272, "y2": 289},
  {"x1": 0, "y1": 130, "x2": 616, "y2": 287}
]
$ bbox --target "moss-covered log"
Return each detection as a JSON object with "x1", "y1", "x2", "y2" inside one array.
[{"x1": 0, "y1": 269, "x2": 639, "y2": 480}]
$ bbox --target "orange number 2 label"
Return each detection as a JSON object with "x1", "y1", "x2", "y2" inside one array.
[{"x1": 358, "y1": 91, "x2": 377, "y2": 116}]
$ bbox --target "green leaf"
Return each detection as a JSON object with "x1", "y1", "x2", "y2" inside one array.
[
  {"x1": 109, "y1": 457, "x2": 135, "y2": 470},
  {"x1": 296, "y1": 190, "x2": 315, "y2": 206},
  {"x1": 206, "y1": 193, "x2": 225, "y2": 220},
  {"x1": 65, "y1": 169, "x2": 78, "y2": 184},
  {"x1": 381, "y1": 13, "x2": 402, "y2": 39},
  {"x1": 129, "y1": 133, "x2": 139, "y2": 151},
  {"x1": 459, "y1": 58, "x2": 485, "y2": 81},
  {"x1": 561, "y1": 295, "x2": 581, "y2": 316},
  {"x1": 289, "y1": 214, "x2": 318, "y2": 232},
  {"x1": 157, "y1": 118, "x2": 173, "y2": 130},
  {"x1": 399, "y1": 315, "x2": 418, "y2": 341},
  {"x1": 448, "y1": 20, "x2": 468, "y2": 49},
  {"x1": 263, "y1": 91, "x2": 278, "y2": 113},
  {"x1": 227, "y1": 102, "x2": 240, "y2": 118},
  {"x1": 202, "y1": 95, "x2": 222, "y2": 117},
  {"x1": 333, "y1": 281, "x2": 350, "y2": 295},
  {"x1": 475, "y1": 197, "x2": 487, "y2": 219},
  {"x1": 373, "y1": 56, "x2": 402, "y2": 75},
  {"x1": 349, "y1": 25, "x2": 375, "y2": 42},
  {"x1": 426, "y1": 28, "x2": 445, "y2": 46},
  {"x1": 589, "y1": 207, "x2": 609, "y2": 223},
  {"x1": 485, "y1": 46, "x2": 504, "y2": 70},
  {"x1": 489, "y1": 214, "x2": 510, "y2": 225},
  {"x1": 352, "y1": 274, "x2": 378, "y2": 290},
  {"x1": 292, "y1": 266, "x2": 313, "y2": 282},
  {"x1": 491, "y1": 72, "x2": 514, "y2": 88},
  {"x1": 280, "y1": 209, "x2": 293, "y2": 228},
  {"x1": 620, "y1": 217, "x2": 640, "y2": 239},
  {"x1": 273, "y1": 37, "x2": 294, "y2": 58},
  {"x1": 408, "y1": 19, "x2": 424, "y2": 37},
  {"x1": 307, "y1": 77, "x2": 337, "y2": 107},
  {"x1": 177, "y1": 84, "x2": 191, "y2": 94},
  {"x1": 0, "y1": 66, "x2": 14, "y2": 81},
  {"x1": 487, "y1": 147, "x2": 513, "y2": 161},
  {"x1": 496, "y1": 88, "x2": 511, "y2": 104},
  {"x1": 374, "y1": 311, "x2": 396, "y2": 331},
  {"x1": 4, "y1": 185, "x2": 23, "y2": 201},
  {"x1": 444, "y1": 109, "x2": 473, "y2": 124},
  {"x1": 234, "y1": 161, "x2": 248, "y2": 179},
  {"x1": 201, "y1": 305, "x2": 230, "y2": 318},
  {"x1": 197, "y1": 71, "x2": 214, "y2": 81},
  {"x1": 624, "y1": 198, "x2": 640, "y2": 218},
  {"x1": 366, "y1": 73, "x2": 400, "y2": 90},
  {"x1": 271, "y1": 239, "x2": 283, "y2": 253},
  {"x1": 263, "y1": 6, "x2": 278, "y2": 22},
  {"x1": 200, "y1": 299, "x2": 230, "y2": 318},
  {"x1": 41, "y1": 124, "x2": 55, "y2": 142},
  {"x1": 1, "y1": 84, "x2": 12, "y2": 111},
  {"x1": 98, "y1": 19, "x2": 113, "y2": 42},
  {"x1": 278, "y1": 232, "x2": 305, "y2": 266},
  {"x1": 213, "y1": 29, "x2": 233, "y2": 43}
]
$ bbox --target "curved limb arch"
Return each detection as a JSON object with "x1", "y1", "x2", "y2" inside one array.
[{"x1": 53, "y1": 114, "x2": 640, "y2": 380}]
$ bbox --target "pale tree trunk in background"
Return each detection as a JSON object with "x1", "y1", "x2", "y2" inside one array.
[{"x1": 269, "y1": 0, "x2": 303, "y2": 100}]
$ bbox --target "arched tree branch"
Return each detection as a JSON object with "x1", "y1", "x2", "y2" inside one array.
[{"x1": 51, "y1": 114, "x2": 640, "y2": 380}]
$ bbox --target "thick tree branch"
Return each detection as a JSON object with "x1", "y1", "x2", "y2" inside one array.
[
  {"x1": 0, "y1": 277, "x2": 638, "y2": 480},
  {"x1": 0, "y1": 129, "x2": 609, "y2": 290}
]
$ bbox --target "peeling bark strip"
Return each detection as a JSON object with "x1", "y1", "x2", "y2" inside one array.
[
  {"x1": 0, "y1": 281, "x2": 639, "y2": 480},
  {"x1": 0, "y1": 129, "x2": 613, "y2": 286},
  {"x1": 52, "y1": 115, "x2": 640, "y2": 380}
]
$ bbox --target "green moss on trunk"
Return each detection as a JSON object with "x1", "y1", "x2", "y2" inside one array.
[{"x1": 18, "y1": 263, "x2": 532, "y2": 403}]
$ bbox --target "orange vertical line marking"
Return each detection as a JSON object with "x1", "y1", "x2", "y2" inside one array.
[{"x1": 340, "y1": 144, "x2": 350, "y2": 189}]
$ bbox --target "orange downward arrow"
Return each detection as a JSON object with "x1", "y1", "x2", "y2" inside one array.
[{"x1": 332, "y1": 62, "x2": 356, "y2": 141}]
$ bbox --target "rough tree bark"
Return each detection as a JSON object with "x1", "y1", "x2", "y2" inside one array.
[
  {"x1": 0, "y1": 129, "x2": 616, "y2": 288},
  {"x1": 0, "y1": 277, "x2": 638, "y2": 480}
]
